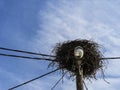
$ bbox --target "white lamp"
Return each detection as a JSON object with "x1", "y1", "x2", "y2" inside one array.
[{"x1": 74, "y1": 46, "x2": 84, "y2": 59}]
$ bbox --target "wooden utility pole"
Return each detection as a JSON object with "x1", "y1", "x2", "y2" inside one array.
[{"x1": 76, "y1": 60, "x2": 84, "y2": 90}]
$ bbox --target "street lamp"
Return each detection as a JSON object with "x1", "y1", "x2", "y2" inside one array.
[{"x1": 74, "y1": 46, "x2": 84, "y2": 59}]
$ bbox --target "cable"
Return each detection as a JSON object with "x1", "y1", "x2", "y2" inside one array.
[
  {"x1": 1, "y1": 47, "x2": 120, "y2": 60},
  {"x1": 83, "y1": 81, "x2": 88, "y2": 90},
  {"x1": 101, "y1": 57, "x2": 120, "y2": 60},
  {"x1": 0, "y1": 53, "x2": 55, "y2": 61},
  {"x1": 51, "y1": 72, "x2": 67, "y2": 90},
  {"x1": 1, "y1": 52, "x2": 120, "y2": 61},
  {"x1": 9, "y1": 68, "x2": 60, "y2": 90},
  {"x1": 0, "y1": 47, "x2": 55, "y2": 57}
]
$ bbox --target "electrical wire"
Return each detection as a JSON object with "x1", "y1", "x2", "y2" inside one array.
[
  {"x1": 0, "y1": 53, "x2": 55, "y2": 61},
  {"x1": 1, "y1": 52, "x2": 120, "y2": 62},
  {"x1": 9, "y1": 68, "x2": 60, "y2": 90},
  {"x1": 83, "y1": 81, "x2": 88, "y2": 90},
  {"x1": 1, "y1": 47, "x2": 120, "y2": 60},
  {"x1": 51, "y1": 72, "x2": 67, "y2": 90},
  {"x1": 101, "y1": 57, "x2": 120, "y2": 60},
  {"x1": 0, "y1": 47, "x2": 55, "y2": 57},
  {"x1": 1, "y1": 52, "x2": 120, "y2": 61}
]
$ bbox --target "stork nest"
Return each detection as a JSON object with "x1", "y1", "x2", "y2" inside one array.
[{"x1": 50, "y1": 39, "x2": 105, "y2": 79}]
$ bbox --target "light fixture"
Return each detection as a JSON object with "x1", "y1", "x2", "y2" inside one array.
[{"x1": 74, "y1": 46, "x2": 84, "y2": 60}]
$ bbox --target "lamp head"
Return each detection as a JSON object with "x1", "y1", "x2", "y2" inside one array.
[{"x1": 74, "y1": 46, "x2": 84, "y2": 59}]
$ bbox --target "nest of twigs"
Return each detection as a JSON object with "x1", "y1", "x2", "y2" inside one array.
[{"x1": 50, "y1": 39, "x2": 105, "y2": 79}]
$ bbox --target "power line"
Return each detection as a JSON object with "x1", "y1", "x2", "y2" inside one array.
[
  {"x1": 0, "y1": 47, "x2": 55, "y2": 57},
  {"x1": 1, "y1": 47, "x2": 120, "y2": 60},
  {"x1": 0, "y1": 53, "x2": 55, "y2": 61},
  {"x1": 51, "y1": 71, "x2": 67, "y2": 90},
  {"x1": 1, "y1": 52, "x2": 120, "y2": 62},
  {"x1": 1, "y1": 53, "x2": 120, "y2": 61},
  {"x1": 101, "y1": 57, "x2": 120, "y2": 60},
  {"x1": 9, "y1": 68, "x2": 60, "y2": 90}
]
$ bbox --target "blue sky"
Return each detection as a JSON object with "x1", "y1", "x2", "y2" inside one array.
[{"x1": 0, "y1": 0, "x2": 120, "y2": 90}]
